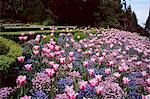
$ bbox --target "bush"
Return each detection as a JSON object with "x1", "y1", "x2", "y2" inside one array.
[
  {"x1": 0, "y1": 37, "x2": 23, "y2": 71},
  {"x1": 74, "y1": 31, "x2": 87, "y2": 41}
]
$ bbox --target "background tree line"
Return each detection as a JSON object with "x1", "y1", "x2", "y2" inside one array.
[{"x1": 0, "y1": 0, "x2": 149, "y2": 35}]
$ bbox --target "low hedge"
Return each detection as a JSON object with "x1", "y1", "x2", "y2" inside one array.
[
  {"x1": 0, "y1": 30, "x2": 79, "y2": 42},
  {"x1": 0, "y1": 37, "x2": 23, "y2": 71}
]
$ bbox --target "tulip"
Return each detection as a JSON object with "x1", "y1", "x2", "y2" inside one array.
[
  {"x1": 114, "y1": 72, "x2": 121, "y2": 78},
  {"x1": 60, "y1": 57, "x2": 65, "y2": 65},
  {"x1": 78, "y1": 80, "x2": 88, "y2": 90},
  {"x1": 33, "y1": 45, "x2": 40, "y2": 50},
  {"x1": 49, "y1": 61, "x2": 54, "y2": 67},
  {"x1": 18, "y1": 56, "x2": 25, "y2": 63},
  {"x1": 108, "y1": 60, "x2": 114, "y2": 66},
  {"x1": 95, "y1": 74, "x2": 102, "y2": 82},
  {"x1": 45, "y1": 68, "x2": 55, "y2": 77},
  {"x1": 24, "y1": 64, "x2": 32, "y2": 71},
  {"x1": 65, "y1": 86, "x2": 78, "y2": 99},
  {"x1": 33, "y1": 50, "x2": 39, "y2": 56},
  {"x1": 146, "y1": 78, "x2": 150, "y2": 85},
  {"x1": 53, "y1": 64, "x2": 59, "y2": 71},
  {"x1": 83, "y1": 61, "x2": 89, "y2": 68},
  {"x1": 141, "y1": 71, "x2": 147, "y2": 77},
  {"x1": 105, "y1": 68, "x2": 111, "y2": 75},
  {"x1": 123, "y1": 77, "x2": 130, "y2": 85},
  {"x1": 88, "y1": 68, "x2": 95, "y2": 77},
  {"x1": 69, "y1": 52, "x2": 74, "y2": 57},
  {"x1": 118, "y1": 66, "x2": 124, "y2": 72},
  {"x1": 20, "y1": 95, "x2": 31, "y2": 99},
  {"x1": 95, "y1": 85, "x2": 103, "y2": 95},
  {"x1": 29, "y1": 31, "x2": 34, "y2": 35},
  {"x1": 89, "y1": 78, "x2": 98, "y2": 87},
  {"x1": 16, "y1": 75, "x2": 26, "y2": 86}
]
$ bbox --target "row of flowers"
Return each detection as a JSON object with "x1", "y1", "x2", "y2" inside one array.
[{"x1": 0, "y1": 28, "x2": 150, "y2": 99}]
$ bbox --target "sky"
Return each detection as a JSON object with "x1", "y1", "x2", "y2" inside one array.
[{"x1": 125, "y1": 0, "x2": 150, "y2": 27}]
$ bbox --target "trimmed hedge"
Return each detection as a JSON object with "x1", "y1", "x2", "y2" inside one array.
[
  {"x1": 0, "y1": 37, "x2": 23, "y2": 71},
  {"x1": 0, "y1": 30, "x2": 79, "y2": 42}
]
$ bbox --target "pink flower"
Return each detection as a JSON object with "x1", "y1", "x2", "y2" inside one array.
[
  {"x1": 33, "y1": 50, "x2": 39, "y2": 56},
  {"x1": 142, "y1": 94, "x2": 150, "y2": 99},
  {"x1": 16, "y1": 75, "x2": 26, "y2": 86},
  {"x1": 20, "y1": 95, "x2": 31, "y2": 99},
  {"x1": 83, "y1": 61, "x2": 89, "y2": 68},
  {"x1": 45, "y1": 68, "x2": 55, "y2": 77},
  {"x1": 18, "y1": 36, "x2": 23, "y2": 41},
  {"x1": 98, "y1": 57, "x2": 104, "y2": 63},
  {"x1": 88, "y1": 68, "x2": 95, "y2": 77},
  {"x1": 48, "y1": 53, "x2": 55, "y2": 58},
  {"x1": 66, "y1": 43, "x2": 70, "y2": 48},
  {"x1": 113, "y1": 72, "x2": 121, "y2": 78},
  {"x1": 91, "y1": 58, "x2": 96, "y2": 62},
  {"x1": 141, "y1": 71, "x2": 147, "y2": 77},
  {"x1": 24, "y1": 64, "x2": 32, "y2": 71},
  {"x1": 69, "y1": 52, "x2": 74, "y2": 57},
  {"x1": 95, "y1": 74, "x2": 102, "y2": 82},
  {"x1": 78, "y1": 80, "x2": 88, "y2": 90},
  {"x1": 33, "y1": 45, "x2": 40, "y2": 50},
  {"x1": 29, "y1": 31, "x2": 34, "y2": 35},
  {"x1": 95, "y1": 85, "x2": 103, "y2": 95},
  {"x1": 55, "y1": 46, "x2": 60, "y2": 51},
  {"x1": 49, "y1": 61, "x2": 54, "y2": 67},
  {"x1": 105, "y1": 68, "x2": 111, "y2": 75},
  {"x1": 60, "y1": 57, "x2": 65, "y2": 65},
  {"x1": 123, "y1": 77, "x2": 130, "y2": 85},
  {"x1": 118, "y1": 66, "x2": 124, "y2": 72},
  {"x1": 18, "y1": 56, "x2": 25, "y2": 63},
  {"x1": 53, "y1": 64, "x2": 59, "y2": 71},
  {"x1": 146, "y1": 78, "x2": 150, "y2": 85},
  {"x1": 65, "y1": 86, "x2": 78, "y2": 99},
  {"x1": 108, "y1": 60, "x2": 114, "y2": 66},
  {"x1": 89, "y1": 78, "x2": 98, "y2": 87}
]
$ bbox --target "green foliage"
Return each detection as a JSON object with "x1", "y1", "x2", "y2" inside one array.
[
  {"x1": 41, "y1": 35, "x2": 51, "y2": 44},
  {"x1": 43, "y1": 19, "x2": 55, "y2": 26},
  {"x1": 0, "y1": 37, "x2": 23, "y2": 71},
  {"x1": 74, "y1": 31, "x2": 87, "y2": 41},
  {"x1": 0, "y1": 43, "x2": 9, "y2": 55},
  {"x1": 90, "y1": 28, "x2": 97, "y2": 34}
]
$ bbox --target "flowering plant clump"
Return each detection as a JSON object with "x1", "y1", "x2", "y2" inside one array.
[{"x1": 1, "y1": 28, "x2": 150, "y2": 98}]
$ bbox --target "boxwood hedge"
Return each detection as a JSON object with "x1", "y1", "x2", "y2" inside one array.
[{"x1": 0, "y1": 37, "x2": 23, "y2": 71}]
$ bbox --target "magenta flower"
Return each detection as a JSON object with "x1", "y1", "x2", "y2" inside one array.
[
  {"x1": 65, "y1": 86, "x2": 78, "y2": 99},
  {"x1": 69, "y1": 52, "x2": 74, "y2": 57},
  {"x1": 113, "y1": 72, "x2": 121, "y2": 78},
  {"x1": 122, "y1": 77, "x2": 130, "y2": 85},
  {"x1": 20, "y1": 95, "x2": 31, "y2": 99},
  {"x1": 95, "y1": 74, "x2": 102, "y2": 82},
  {"x1": 105, "y1": 68, "x2": 111, "y2": 75},
  {"x1": 33, "y1": 50, "x2": 39, "y2": 56},
  {"x1": 33, "y1": 45, "x2": 40, "y2": 51},
  {"x1": 45, "y1": 68, "x2": 55, "y2": 77},
  {"x1": 95, "y1": 85, "x2": 104, "y2": 95},
  {"x1": 16, "y1": 75, "x2": 26, "y2": 86},
  {"x1": 83, "y1": 61, "x2": 89, "y2": 68},
  {"x1": 17, "y1": 56, "x2": 25, "y2": 63},
  {"x1": 24, "y1": 64, "x2": 32, "y2": 71},
  {"x1": 89, "y1": 78, "x2": 98, "y2": 87},
  {"x1": 60, "y1": 57, "x2": 65, "y2": 65},
  {"x1": 53, "y1": 64, "x2": 59, "y2": 71},
  {"x1": 88, "y1": 68, "x2": 95, "y2": 77},
  {"x1": 78, "y1": 80, "x2": 88, "y2": 90}
]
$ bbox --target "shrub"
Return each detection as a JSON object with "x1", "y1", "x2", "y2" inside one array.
[
  {"x1": 0, "y1": 37, "x2": 23, "y2": 71},
  {"x1": 74, "y1": 31, "x2": 87, "y2": 41}
]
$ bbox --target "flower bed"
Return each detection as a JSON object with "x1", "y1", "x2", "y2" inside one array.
[{"x1": 1, "y1": 28, "x2": 150, "y2": 99}]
